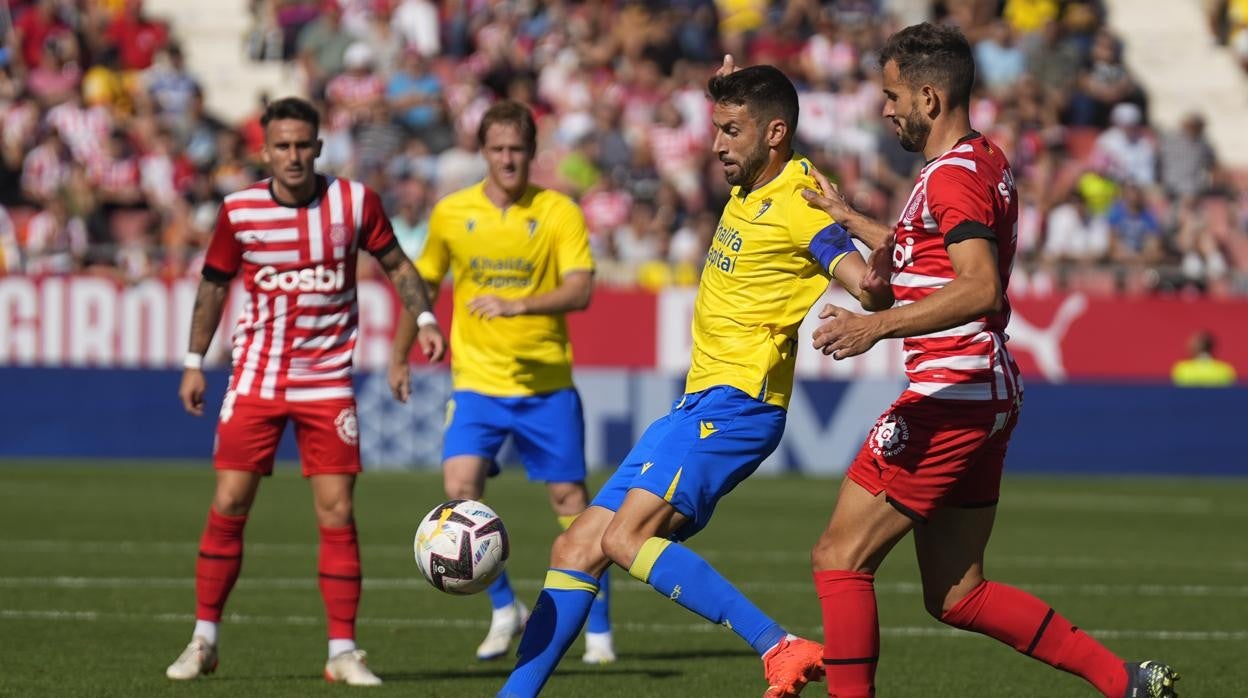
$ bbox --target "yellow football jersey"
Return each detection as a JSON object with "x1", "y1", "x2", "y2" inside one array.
[
  {"x1": 418, "y1": 182, "x2": 594, "y2": 396},
  {"x1": 685, "y1": 155, "x2": 847, "y2": 409}
]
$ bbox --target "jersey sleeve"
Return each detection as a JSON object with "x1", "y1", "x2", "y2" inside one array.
[
  {"x1": 359, "y1": 187, "x2": 400, "y2": 257},
  {"x1": 203, "y1": 205, "x2": 243, "y2": 281},
  {"x1": 552, "y1": 197, "x2": 594, "y2": 276},
  {"x1": 415, "y1": 199, "x2": 451, "y2": 285},
  {"x1": 788, "y1": 182, "x2": 851, "y2": 275},
  {"x1": 926, "y1": 165, "x2": 997, "y2": 245}
]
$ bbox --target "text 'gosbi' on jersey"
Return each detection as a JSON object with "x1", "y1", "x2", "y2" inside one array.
[{"x1": 203, "y1": 176, "x2": 398, "y2": 402}]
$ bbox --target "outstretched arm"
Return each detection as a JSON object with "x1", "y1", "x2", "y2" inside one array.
[
  {"x1": 812, "y1": 238, "x2": 1001, "y2": 359},
  {"x1": 465, "y1": 270, "x2": 593, "y2": 319},
  {"x1": 803, "y1": 168, "x2": 895, "y2": 250},
  {"x1": 829, "y1": 242, "x2": 895, "y2": 312},
  {"x1": 179, "y1": 278, "x2": 230, "y2": 416}
]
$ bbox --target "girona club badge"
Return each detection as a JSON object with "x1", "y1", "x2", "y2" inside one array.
[
  {"x1": 335, "y1": 407, "x2": 359, "y2": 446},
  {"x1": 870, "y1": 414, "x2": 909, "y2": 458}
]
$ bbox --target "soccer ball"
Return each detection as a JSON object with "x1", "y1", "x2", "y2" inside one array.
[{"x1": 413, "y1": 499, "x2": 509, "y2": 594}]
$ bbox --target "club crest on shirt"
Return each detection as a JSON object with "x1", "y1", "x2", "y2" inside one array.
[
  {"x1": 870, "y1": 413, "x2": 909, "y2": 458},
  {"x1": 753, "y1": 198, "x2": 772, "y2": 220},
  {"x1": 335, "y1": 407, "x2": 359, "y2": 445},
  {"x1": 330, "y1": 223, "x2": 348, "y2": 246}
]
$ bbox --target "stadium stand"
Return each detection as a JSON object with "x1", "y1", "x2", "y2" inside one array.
[{"x1": 1, "y1": 0, "x2": 1246, "y2": 298}]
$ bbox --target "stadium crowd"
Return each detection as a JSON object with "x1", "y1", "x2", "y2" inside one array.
[{"x1": 1, "y1": 0, "x2": 1247, "y2": 296}]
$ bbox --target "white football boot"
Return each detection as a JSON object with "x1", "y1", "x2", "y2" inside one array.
[
  {"x1": 165, "y1": 636, "x2": 218, "y2": 680},
  {"x1": 324, "y1": 649, "x2": 383, "y2": 686},
  {"x1": 581, "y1": 631, "x2": 617, "y2": 664},
  {"x1": 476, "y1": 601, "x2": 529, "y2": 660}
]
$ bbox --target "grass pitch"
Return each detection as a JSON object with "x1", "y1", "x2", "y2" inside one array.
[{"x1": 0, "y1": 462, "x2": 1245, "y2": 697}]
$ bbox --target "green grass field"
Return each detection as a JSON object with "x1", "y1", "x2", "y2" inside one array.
[{"x1": 0, "y1": 463, "x2": 1245, "y2": 697}]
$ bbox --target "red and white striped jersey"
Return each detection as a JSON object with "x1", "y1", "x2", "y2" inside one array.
[
  {"x1": 891, "y1": 132, "x2": 1021, "y2": 404},
  {"x1": 204, "y1": 175, "x2": 398, "y2": 402}
]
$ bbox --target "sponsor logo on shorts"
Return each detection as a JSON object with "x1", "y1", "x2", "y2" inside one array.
[
  {"x1": 699, "y1": 420, "x2": 718, "y2": 439},
  {"x1": 641, "y1": 461, "x2": 654, "y2": 475},
  {"x1": 335, "y1": 407, "x2": 359, "y2": 445},
  {"x1": 870, "y1": 414, "x2": 909, "y2": 457}
]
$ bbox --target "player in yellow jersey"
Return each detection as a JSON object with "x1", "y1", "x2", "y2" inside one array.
[
  {"x1": 389, "y1": 101, "x2": 613, "y2": 664},
  {"x1": 496, "y1": 61, "x2": 894, "y2": 698}
]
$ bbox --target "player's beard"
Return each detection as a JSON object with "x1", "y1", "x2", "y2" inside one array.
[
  {"x1": 897, "y1": 103, "x2": 931, "y2": 153},
  {"x1": 725, "y1": 138, "x2": 770, "y2": 187}
]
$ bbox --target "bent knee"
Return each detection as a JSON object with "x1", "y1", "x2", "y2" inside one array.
[
  {"x1": 550, "y1": 527, "x2": 606, "y2": 574},
  {"x1": 599, "y1": 526, "x2": 643, "y2": 570},
  {"x1": 811, "y1": 535, "x2": 872, "y2": 574}
]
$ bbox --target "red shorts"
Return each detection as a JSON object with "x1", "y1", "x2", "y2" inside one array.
[
  {"x1": 846, "y1": 391, "x2": 1021, "y2": 522},
  {"x1": 213, "y1": 393, "x2": 361, "y2": 477}
]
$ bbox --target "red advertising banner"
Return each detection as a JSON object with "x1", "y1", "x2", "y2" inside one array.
[{"x1": 1, "y1": 276, "x2": 1244, "y2": 381}]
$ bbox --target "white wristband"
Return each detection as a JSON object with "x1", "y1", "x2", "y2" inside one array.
[
  {"x1": 183, "y1": 352, "x2": 204, "y2": 370},
  {"x1": 416, "y1": 311, "x2": 439, "y2": 329}
]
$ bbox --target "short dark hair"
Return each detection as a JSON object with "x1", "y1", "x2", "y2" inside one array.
[
  {"x1": 477, "y1": 100, "x2": 537, "y2": 154},
  {"x1": 260, "y1": 97, "x2": 321, "y2": 132},
  {"x1": 879, "y1": 22, "x2": 975, "y2": 109},
  {"x1": 706, "y1": 65, "x2": 799, "y2": 131}
]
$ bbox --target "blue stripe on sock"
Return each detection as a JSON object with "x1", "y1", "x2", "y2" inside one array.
[
  {"x1": 646, "y1": 542, "x2": 785, "y2": 656},
  {"x1": 498, "y1": 568, "x2": 596, "y2": 698},
  {"x1": 487, "y1": 570, "x2": 516, "y2": 610},
  {"x1": 586, "y1": 568, "x2": 611, "y2": 634}
]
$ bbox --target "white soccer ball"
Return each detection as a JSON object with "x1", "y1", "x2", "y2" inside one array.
[{"x1": 413, "y1": 499, "x2": 509, "y2": 595}]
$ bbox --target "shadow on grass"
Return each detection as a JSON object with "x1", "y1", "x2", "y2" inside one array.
[
  {"x1": 381, "y1": 666, "x2": 682, "y2": 682},
  {"x1": 623, "y1": 648, "x2": 756, "y2": 662}
]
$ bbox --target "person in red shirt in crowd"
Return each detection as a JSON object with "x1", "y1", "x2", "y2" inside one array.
[{"x1": 104, "y1": 0, "x2": 170, "y2": 72}]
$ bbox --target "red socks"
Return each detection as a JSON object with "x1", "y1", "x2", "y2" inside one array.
[
  {"x1": 195, "y1": 509, "x2": 247, "y2": 622},
  {"x1": 814, "y1": 570, "x2": 878, "y2": 698},
  {"x1": 941, "y1": 581, "x2": 1128, "y2": 697},
  {"x1": 318, "y1": 524, "x2": 362, "y2": 641}
]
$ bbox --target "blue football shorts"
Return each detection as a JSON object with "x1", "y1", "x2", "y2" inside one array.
[
  {"x1": 591, "y1": 385, "x2": 786, "y2": 540},
  {"x1": 441, "y1": 387, "x2": 587, "y2": 483}
]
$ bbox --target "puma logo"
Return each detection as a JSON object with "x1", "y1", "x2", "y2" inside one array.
[{"x1": 1007, "y1": 293, "x2": 1088, "y2": 381}]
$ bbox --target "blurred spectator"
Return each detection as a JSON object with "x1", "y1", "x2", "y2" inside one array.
[
  {"x1": 13, "y1": 0, "x2": 71, "y2": 70},
  {"x1": 1171, "y1": 330, "x2": 1238, "y2": 386},
  {"x1": 1023, "y1": 20, "x2": 1083, "y2": 101},
  {"x1": 1003, "y1": 0, "x2": 1060, "y2": 34},
  {"x1": 434, "y1": 127, "x2": 485, "y2": 199},
  {"x1": 388, "y1": 175, "x2": 432, "y2": 260},
  {"x1": 386, "y1": 49, "x2": 447, "y2": 148},
  {"x1": 24, "y1": 193, "x2": 88, "y2": 274},
  {"x1": 104, "y1": 0, "x2": 170, "y2": 72},
  {"x1": 1092, "y1": 102, "x2": 1157, "y2": 187},
  {"x1": 1069, "y1": 30, "x2": 1144, "y2": 127},
  {"x1": 146, "y1": 46, "x2": 200, "y2": 123},
  {"x1": 1174, "y1": 197, "x2": 1231, "y2": 283},
  {"x1": 1160, "y1": 113, "x2": 1218, "y2": 203},
  {"x1": 391, "y1": 0, "x2": 440, "y2": 58},
  {"x1": 1107, "y1": 183, "x2": 1165, "y2": 268},
  {"x1": 297, "y1": 1, "x2": 353, "y2": 94},
  {"x1": 975, "y1": 21, "x2": 1026, "y2": 94},
  {"x1": 1043, "y1": 188, "x2": 1110, "y2": 268},
  {"x1": 0, "y1": 206, "x2": 18, "y2": 274}
]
